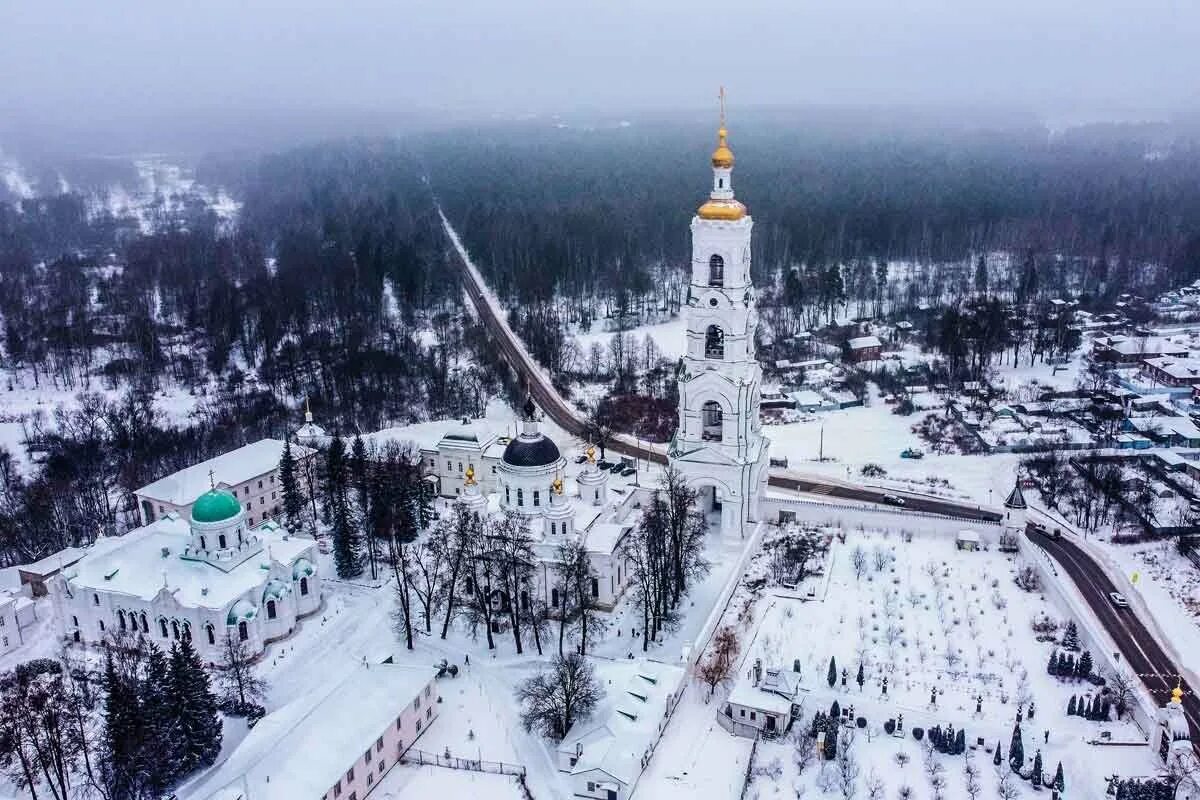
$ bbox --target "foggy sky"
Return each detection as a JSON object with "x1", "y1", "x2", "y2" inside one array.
[{"x1": 3, "y1": 0, "x2": 1198, "y2": 125}]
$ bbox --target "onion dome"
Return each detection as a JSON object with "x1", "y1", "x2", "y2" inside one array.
[
  {"x1": 192, "y1": 489, "x2": 242, "y2": 523},
  {"x1": 227, "y1": 599, "x2": 258, "y2": 625},
  {"x1": 711, "y1": 126, "x2": 734, "y2": 168},
  {"x1": 503, "y1": 435, "x2": 562, "y2": 468},
  {"x1": 292, "y1": 558, "x2": 316, "y2": 580}
]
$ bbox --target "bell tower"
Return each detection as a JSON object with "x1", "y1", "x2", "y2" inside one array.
[{"x1": 669, "y1": 89, "x2": 769, "y2": 535}]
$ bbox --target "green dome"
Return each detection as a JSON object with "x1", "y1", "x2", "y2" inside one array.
[{"x1": 191, "y1": 489, "x2": 242, "y2": 523}]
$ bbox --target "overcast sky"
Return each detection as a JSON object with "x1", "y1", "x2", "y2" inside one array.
[{"x1": 3, "y1": 0, "x2": 1197, "y2": 124}]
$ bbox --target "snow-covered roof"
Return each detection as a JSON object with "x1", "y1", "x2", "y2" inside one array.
[
  {"x1": 793, "y1": 390, "x2": 824, "y2": 406},
  {"x1": 848, "y1": 336, "x2": 882, "y2": 350},
  {"x1": 1100, "y1": 337, "x2": 1187, "y2": 356},
  {"x1": 64, "y1": 517, "x2": 314, "y2": 609},
  {"x1": 136, "y1": 440, "x2": 311, "y2": 506},
  {"x1": 1127, "y1": 416, "x2": 1200, "y2": 440},
  {"x1": 18, "y1": 546, "x2": 87, "y2": 576},
  {"x1": 956, "y1": 530, "x2": 981, "y2": 542},
  {"x1": 585, "y1": 523, "x2": 633, "y2": 556},
  {"x1": 1143, "y1": 356, "x2": 1200, "y2": 380},
  {"x1": 558, "y1": 659, "x2": 685, "y2": 787},
  {"x1": 200, "y1": 662, "x2": 438, "y2": 800},
  {"x1": 365, "y1": 419, "x2": 508, "y2": 454}
]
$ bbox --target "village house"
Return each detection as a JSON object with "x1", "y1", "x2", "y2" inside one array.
[
  {"x1": 846, "y1": 335, "x2": 883, "y2": 363},
  {"x1": 721, "y1": 657, "x2": 801, "y2": 738},
  {"x1": 1093, "y1": 335, "x2": 1188, "y2": 364},
  {"x1": 1141, "y1": 356, "x2": 1200, "y2": 388}
]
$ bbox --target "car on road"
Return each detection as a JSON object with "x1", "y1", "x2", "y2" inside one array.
[
  {"x1": 1030, "y1": 521, "x2": 1048, "y2": 534},
  {"x1": 900, "y1": 448, "x2": 924, "y2": 459},
  {"x1": 882, "y1": 494, "x2": 906, "y2": 506},
  {"x1": 1109, "y1": 592, "x2": 1129, "y2": 608}
]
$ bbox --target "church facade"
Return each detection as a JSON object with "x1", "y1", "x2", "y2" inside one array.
[
  {"x1": 669, "y1": 97, "x2": 770, "y2": 535},
  {"x1": 53, "y1": 488, "x2": 322, "y2": 665}
]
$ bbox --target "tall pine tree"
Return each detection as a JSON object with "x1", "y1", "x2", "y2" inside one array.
[
  {"x1": 279, "y1": 436, "x2": 306, "y2": 533},
  {"x1": 169, "y1": 638, "x2": 223, "y2": 773},
  {"x1": 325, "y1": 437, "x2": 362, "y2": 578},
  {"x1": 1009, "y1": 720, "x2": 1025, "y2": 770}
]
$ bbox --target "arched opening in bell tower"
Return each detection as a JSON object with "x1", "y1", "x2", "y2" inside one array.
[
  {"x1": 701, "y1": 401, "x2": 724, "y2": 441},
  {"x1": 705, "y1": 325, "x2": 725, "y2": 359},
  {"x1": 708, "y1": 254, "x2": 724, "y2": 286}
]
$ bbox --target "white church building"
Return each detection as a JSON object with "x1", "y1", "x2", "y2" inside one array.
[
  {"x1": 668, "y1": 93, "x2": 770, "y2": 536},
  {"x1": 53, "y1": 487, "x2": 321, "y2": 664}
]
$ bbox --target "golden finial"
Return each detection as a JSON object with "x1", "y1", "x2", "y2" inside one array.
[
  {"x1": 586, "y1": 446, "x2": 596, "y2": 464},
  {"x1": 464, "y1": 465, "x2": 476, "y2": 486},
  {"x1": 552, "y1": 476, "x2": 564, "y2": 495},
  {"x1": 1172, "y1": 678, "x2": 1184, "y2": 704}
]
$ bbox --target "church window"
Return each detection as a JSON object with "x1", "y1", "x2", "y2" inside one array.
[
  {"x1": 533, "y1": 490, "x2": 540, "y2": 507},
  {"x1": 505, "y1": 486, "x2": 510, "y2": 504},
  {"x1": 200, "y1": 535, "x2": 206, "y2": 550},
  {"x1": 159, "y1": 618, "x2": 168, "y2": 638},
  {"x1": 300, "y1": 577, "x2": 309, "y2": 596},
  {"x1": 258, "y1": 480, "x2": 263, "y2": 489},
  {"x1": 520, "y1": 591, "x2": 530, "y2": 610},
  {"x1": 446, "y1": 460, "x2": 451, "y2": 471},
  {"x1": 517, "y1": 488, "x2": 524, "y2": 506},
  {"x1": 704, "y1": 325, "x2": 725, "y2": 359},
  {"x1": 551, "y1": 588, "x2": 559, "y2": 608},
  {"x1": 140, "y1": 613, "x2": 148, "y2": 634},
  {"x1": 218, "y1": 534, "x2": 227, "y2": 549},
  {"x1": 702, "y1": 401, "x2": 724, "y2": 441},
  {"x1": 171, "y1": 620, "x2": 180, "y2": 640},
  {"x1": 718, "y1": 178, "x2": 725, "y2": 188},
  {"x1": 709, "y1": 254, "x2": 724, "y2": 287},
  {"x1": 267, "y1": 600, "x2": 277, "y2": 620},
  {"x1": 99, "y1": 620, "x2": 105, "y2": 632},
  {"x1": 591, "y1": 578, "x2": 599, "y2": 598},
  {"x1": 93, "y1": 593, "x2": 99, "y2": 606},
  {"x1": 458, "y1": 462, "x2": 463, "y2": 472},
  {"x1": 118, "y1": 610, "x2": 126, "y2": 631},
  {"x1": 206, "y1": 624, "x2": 215, "y2": 645},
  {"x1": 238, "y1": 621, "x2": 248, "y2": 641},
  {"x1": 182, "y1": 623, "x2": 191, "y2": 643}
]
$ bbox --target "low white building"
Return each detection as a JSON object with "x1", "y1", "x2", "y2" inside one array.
[
  {"x1": 198, "y1": 661, "x2": 440, "y2": 800},
  {"x1": 556, "y1": 659, "x2": 686, "y2": 800},
  {"x1": 367, "y1": 418, "x2": 508, "y2": 499},
  {"x1": 135, "y1": 439, "x2": 315, "y2": 529},
  {"x1": 722, "y1": 658, "x2": 801, "y2": 738},
  {"x1": 0, "y1": 588, "x2": 37, "y2": 655},
  {"x1": 54, "y1": 488, "x2": 321, "y2": 664}
]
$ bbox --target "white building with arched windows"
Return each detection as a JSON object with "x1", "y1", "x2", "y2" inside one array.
[
  {"x1": 51, "y1": 487, "x2": 321, "y2": 664},
  {"x1": 669, "y1": 97, "x2": 770, "y2": 535}
]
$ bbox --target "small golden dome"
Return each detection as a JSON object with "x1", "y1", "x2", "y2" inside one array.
[
  {"x1": 711, "y1": 126, "x2": 734, "y2": 168},
  {"x1": 1172, "y1": 683, "x2": 1184, "y2": 704},
  {"x1": 698, "y1": 199, "x2": 747, "y2": 221},
  {"x1": 586, "y1": 445, "x2": 596, "y2": 464},
  {"x1": 552, "y1": 476, "x2": 564, "y2": 495},
  {"x1": 464, "y1": 465, "x2": 476, "y2": 486}
]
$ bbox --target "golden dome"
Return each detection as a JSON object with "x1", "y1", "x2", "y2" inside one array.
[
  {"x1": 1172, "y1": 683, "x2": 1184, "y2": 704},
  {"x1": 698, "y1": 199, "x2": 747, "y2": 221},
  {"x1": 464, "y1": 465, "x2": 476, "y2": 486},
  {"x1": 552, "y1": 476, "x2": 564, "y2": 495},
  {"x1": 711, "y1": 126, "x2": 734, "y2": 168},
  {"x1": 586, "y1": 446, "x2": 596, "y2": 464}
]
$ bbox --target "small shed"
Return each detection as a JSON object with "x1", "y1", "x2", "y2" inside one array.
[{"x1": 956, "y1": 530, "x2": 982, "y2": 551}]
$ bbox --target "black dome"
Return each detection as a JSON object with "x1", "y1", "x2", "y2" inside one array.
[{"x1": 503, "y1": 435, "x2": 561, "y2": 468}]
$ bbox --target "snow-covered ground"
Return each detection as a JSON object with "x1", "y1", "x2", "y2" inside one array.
[{"x1": 643, "y1": 522, "x2": 1167, "y2": 800}]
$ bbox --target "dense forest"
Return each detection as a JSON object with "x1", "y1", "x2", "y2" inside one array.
[{"x1": 424, "y1": 111, "x2": 1200, "y2": 318}]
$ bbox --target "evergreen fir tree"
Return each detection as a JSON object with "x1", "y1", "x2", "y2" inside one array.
[
  {"x1": 325, "y1": 437, "x2": 362, "y2": 578},
  {"x1": 100, "y1": 651, "x2": 137, "y2": 799},
  {"x1": 1062, "y1": 621, "x2": 1079, "y2": 651},
  {"x1": 142, "y1": 642, "x2": 181, "y2": 794},
  {"x1": 830, "y1": 700, "x2": 841, "y2": 721},
  {"x1": 279, "y1": 436, "x2": 305, "y2": 532},
  {"x1": 993, "y1": 741, "x2": 1003, "y2": 766},
  {"x1": 1027, "y1": 701, "x2": 1035, "y2": 720},
  {"x1": 1030, "y1": 749, "x2": 1043, "y2": 787},
  {"x1": 1053, "y1": 761, "x2": 1065, "y2": 792},
  {"x1": 955, "y1": 728, "x2": 966, "y2": 755},
  {"x1": 1067, "y1": 695, "x2": 1077, "y2": 716},
  {"x1": 827, "y1": 656, "x2": 837, "y2": 688},
  {"x1": 823, "y1": 715, "x2": 838, "y2": 759},
  {"x1": 1077, "y1": 650, "x2": 1093, "y2": 679},
  {"x1": 1009, "y1": 721, "x2": 1025, "y2": 770},
  {"x1": 856, "y1": 661, "x2": 865, "y2": 690},
  {"x1": 169, "y1": 638, "x2": 223, "y2": 773},
  {"x1": 1064, "y1": 654, "x2": 1076, "y2": 677},
  {"x1": 974, "y1": 254, "x2": 989, "y2": 296},
  {"x1": 1047, "y1": 650, "x2": 1059, "y2": 676}
]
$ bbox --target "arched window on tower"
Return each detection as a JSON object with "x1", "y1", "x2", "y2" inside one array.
[
  {"x1": 702, "y1": 401, "x2": 724, "y2": 441},
  {"x1": 708, "y1": 254, "x2": 724, "y2": 287},
  {"x1": 118, "y1": 610, "x2": 126, "y2": 631},
  {"x1": 140, "y1": 612, "x2": 149, "y2": 634},
  {"x1": 171, "y1": 620, "x2": 180, "y2": 640},
  {"x1": 238, "y1": 621, "x2": 249, "y2": 642},
  {"x1": 206, "y1": 623, "x2": 215, "y2": 645},
  {"x1": 705, "y1": 325, "x2": 725, "y2": 359}
]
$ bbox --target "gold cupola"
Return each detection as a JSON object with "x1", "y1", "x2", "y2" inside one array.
[{"x1": 698, "y1": 86, "x2": 747, "y2": 222}]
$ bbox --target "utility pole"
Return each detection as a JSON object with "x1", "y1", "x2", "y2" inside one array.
[{"x1": 818, "y1": 423, "x2": 825, "y2": 462}]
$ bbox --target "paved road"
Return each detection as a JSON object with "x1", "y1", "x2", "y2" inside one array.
[
  {"x1": 445, "y1": 211, "x2": 1001, "y2": 525},
  {"x1": 1029, "y1": 527, "x2": 1199, "y2": 750}
]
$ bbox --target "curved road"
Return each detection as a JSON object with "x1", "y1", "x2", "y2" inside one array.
[
  {"x1": 1030, "y1": 527, "x2": 1199, "y2": 749},
  {"x1": 442, "y1": 211, "x2": 1000, "y2": 524}
]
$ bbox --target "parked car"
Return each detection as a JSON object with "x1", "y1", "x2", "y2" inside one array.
[
  {"x1": 1030, "y1": 521, "x2": 1048, "y2": 534},
  {"x1": 882, "y1": 494, "x2": 906, "y2": 506},
  {"x1": 900, "y1": 448, "x2": 924, "y2": 459},
  {"x1": 1109, "y1": 592, "x2": 1129, "y2": 608}
]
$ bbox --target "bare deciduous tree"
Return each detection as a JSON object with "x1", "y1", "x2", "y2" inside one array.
[
  {"x1": 697, "y1": 626, "x2": 740, "y2": 698},
  {"x1": 515, "y1": 654, "x2": 604, "y2": 741}
]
